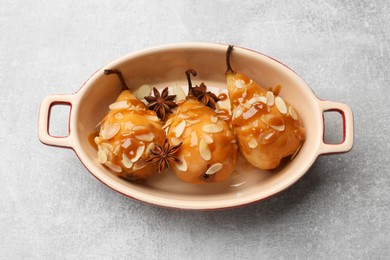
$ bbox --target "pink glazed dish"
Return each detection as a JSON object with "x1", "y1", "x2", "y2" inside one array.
[{"x1": 38, "y1": 43, "x2": 354, "y2": 210}]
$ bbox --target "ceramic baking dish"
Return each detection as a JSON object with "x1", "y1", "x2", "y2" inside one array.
[{"x1": 38, "y1": 43, "x2": 354, "y2": 210}]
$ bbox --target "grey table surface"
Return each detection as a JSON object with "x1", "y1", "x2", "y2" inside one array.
[{"x1": 1, "y1": 0, "x2": 389, "y2": 259}]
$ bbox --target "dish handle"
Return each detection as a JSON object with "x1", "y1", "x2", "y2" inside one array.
[
  {"x1": 318, "y1": 100, "x2": 354, "y2": 155},
  {"x1": 38, "y1": 94, "x2": 74, "y2": 148}
]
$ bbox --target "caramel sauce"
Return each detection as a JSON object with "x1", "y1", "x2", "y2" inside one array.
[{"x1": 218, "y1": 93, "x2": 228, "y2": 101}]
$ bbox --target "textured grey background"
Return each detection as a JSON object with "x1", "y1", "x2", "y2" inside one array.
[{"x1": 1, "y1": 0, "x2": 389, "y2": 259}]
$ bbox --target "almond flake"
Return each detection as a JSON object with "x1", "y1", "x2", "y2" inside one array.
[
  {"x1": 145, "y1": 142, "x2": 155, "y2": 155},
  {"x1": 202, "y1": 133, "x2": 213, "y2": 144},
  {"x1": 261, "y1": 115, "x2": 285, "y2": 132},
  {"x1": 121, "y1": 138, "x2": 131, "y2": 149},
  {"x1": 175, "y1": 120, "x2": 186, "y2": 138},
  {"x1": 133, "y1": 159, "x2": 147, "y2": 170},
  {"x1": 248, "y1": 138, "x2": 258, "y2": 149},
  {"x1": 133, "y1": 84, "x2": 152, "y2": 100},
  {"x1": 105, "y1": 161, "x2": 122, "y2": 173},
  {"x1": 210, "y1": 116, "x2": 218, "y2": 123},
  {"x1": 99, "y1": 142, "x2": 113, "y2": 152},
  {"x1": 163, "y1": 118, "x2": 173, "y2": 129},
  {"x1": 232, "y1": 107, "x2": 243, "y2": 120},
  {"x1": 113, "y1": 145, "x2": 120, "y2": 155},
  {"x1": 217, "y1": 99, "x2": 231, "y2": 111},
  {"x1": 124, "y1": 121, "x2": 134, "y2": 130},
  {"x1": 289, "y1": 106, "x2": 298, "y2": 120},
  {"x1": 275, "y1": 96, "x2": 287, "y2": 114},
  {"x1": 134, "y1": 132, "x2": 155, "y2": 142},
  {"x1": 203, "y1": 124, "x2": 223, "y2": 133},
  {"x1": 190, "y1": 132, "x2": 198, "y2": 147},
  {"x1": 94, "y1": 136, "x2": 102, "y2": 145},
  {"x1": 115, "y1": 112, "x2": 124, "y2": 120},
  {"x1": 98, "y1": 150, "x2": 107, "y2": 163},
  {"x1": 199, "y1": 139, "x2": 211, "y2": 161},
  {"x1": 175, "y1": 157, "x2": 188, "y2": 171},
  {"x1": 235, "y1": 79, "x2": 253, "y2": 89},
  {"x1": 146, "y1": 115, "x2": 159, "y2": 122},
  {"x1": 109, "y1": 101, "x2": 129, "y2": 110},
  {"x1": 131, "y1": 144, "x2": 145, "y2": 162},
  {"x1": 249, "y1": 96, "x2": 267, "y2": 105},
  {"x1": 122, "y1": 153, "x2": 133, "y2": 168},
  {"x1": 186, "y1": 118, "x2": 201, "y2": 125},
  {"x1": 205, "y1": 163, "x2": 223, "y2": 175},
  {"x1": 173, "y1": 85, "x2": 186, "y2": 102},
  {"x1": 170, "y1": 137, "x2": 181, "y2": 146},
  {"x1": 266, "y1": 91, "x2": 275, "y2": 106},
  {"x1": 101, "y1": 123, "x2": 121, "y2": 140}
]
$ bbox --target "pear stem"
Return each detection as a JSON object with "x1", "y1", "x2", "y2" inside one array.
[
  {"x1": 225, "y1": 45, "x2": 235, "y2": 75},
  {"x1": 185, "y1": 69, "x2": 197, "y2": 98},
  {"x1": 104, "y1": 69, "x2": 128, "y2": 90}
]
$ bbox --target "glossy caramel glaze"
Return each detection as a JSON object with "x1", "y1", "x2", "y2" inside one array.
[
  {"x1": 94, "y1": 90, "x2": 165, "y2": 181},
  {"x1": 226, "y1": 72, "x2": 305, "y2": 170},
  {"x1": 166, "y1": 99, "x2": 238, "y2": 184}
]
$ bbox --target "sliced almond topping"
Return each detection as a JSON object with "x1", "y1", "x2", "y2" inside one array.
[
  {"x1": 199, "y1": 139, "x2": 211, "y2": 161},
  {"x1": 94, "y1": 136, "x2": 102, "y2": 145},
  {"x1": 289, "y1": 106, "x2": 298, "y2": 120},
  {"x1": 131, "y1": 144, "x2": 145, "y2": 162},
  {"x1": 242, "y1": 101, "x2": 252, "y2": 109},
  {"x1": 115, "y1": 112, "x2": 124, "y2": 120},
  {"x1": 105, "y1": 161, "x2": 122, "y2": 173},
  {"x1": 132, "y1": 125, "x2": 148, "y2": 133},
  {"x1": 249, "y1": 96, "x2": 267, "y2": 105},
  {"x1": 113, "y1": 145, "x2": 120, "y2": 155},
  {"x1": 202, "y1": 133, "x2": 213, "y2": 144},
  {"x1": 175, "y1": 120, "x2": 186, "y2": 138},
  {"x1": 146, "y1": 115, "x2": 159, "y2": 122},
  {"x1": 98, "y1": 150, "x2": 107, "y2": 164},
  {"x1": 163, "y1": 118, "x2": 173, "y2": 129},
  {"x1": 173, "y1": 85, "x2": 186, "y2": 102},
  {"x1": 133, "y1": 84, "x2": 152, "y2": 100},
  {"x1": 275, "y1": 96, "x2": 287, "y2": 114},
  {"x1": 210, "y1": 116, "x2": 218, "y2": 123},
  {"x1": 101, "y1": 123, "x2": 121, "y2": 140},
  {"x1": 133, "y1": 159, "x2": 147, "y2": 170},
  {"x1": 170, "y1": 137, "x2": 181, "y2": 146},
  {"x1": 217, "y1": 98, "x2": 231, "y2": 111},
  {"x1": 122, "y1": 153, "x2": 133, "y2": 169},
  {"x1": 203, "y1": 124, "x2": 223, "y2": 133},
  {"x1": 266, "y1": 91, "x2": 275, "y2": 106},
  {"x1": 235, "y1": 79, "x2": 253, "y2": 89},
  {"x1": 190, "y1": 132, "x2": 198, "y2": 147},
  {"x1": 99, "y1": 142, "x2": 113, "y2": 152},
  {"x1": 248, "y1": 138, "x2": 258, "y2": 149},
  {"x1": 243, "y1": 106, "x2": 257, "y2": 120},
  {"x1": 145, "y1": 142, "x2": 155, "y2": 155},
  {"x1": 134, "y1": 132, "x2": 155, "y2": 142},
  {"x1": 205, "y1": 163, "x2": 223, "y2": 175},
  {"x1": 186, "y1": 118, "x2": 201, "y2": 125},
  {"x1": 232, "y1": 107, "x2": 243, "y2": 120},
  {"x1": 109, "y1": 101, "x2": 129, "y2": 110},
  {"x1": 261, "y1": 115, "x2": 285, "y2": 132},
  {"x1": 121, "y1": 138, "x2": 131, "y2": 149},
  {"x1": 175, "y1": 156, "x2": 188, "y2": 172},
  {"x1": 124, "y1": 121, "x2": 134, "y2": 130}
]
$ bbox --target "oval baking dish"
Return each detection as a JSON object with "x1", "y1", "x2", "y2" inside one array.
[{"x1": 38, "y1": 43, "x2": 354, "y2": 210}]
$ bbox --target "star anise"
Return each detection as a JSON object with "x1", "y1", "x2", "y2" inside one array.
[
  {"x1": 185, "y1": 69, "x2": 220, "y2": 110},
  {"x1": 192, "y1": 82, "x2": 220, "y2": 110},
  {"x1": 146, "y1": 139, "x2": 182, "y2": 173},
  {"x1": 144, "y1": 87, "x2": 178, "y2": 120}
]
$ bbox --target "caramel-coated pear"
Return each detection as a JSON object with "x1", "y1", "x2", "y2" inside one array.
[
  {"x1": 225, "y1": 46, "x2": 305, "y2": 170},
  {"x1": 165, "y1": 70, "x2": 238, "y2": 184},
  {"x1": 95, "y1": 73, "x2": 165, "y2": 181}
]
